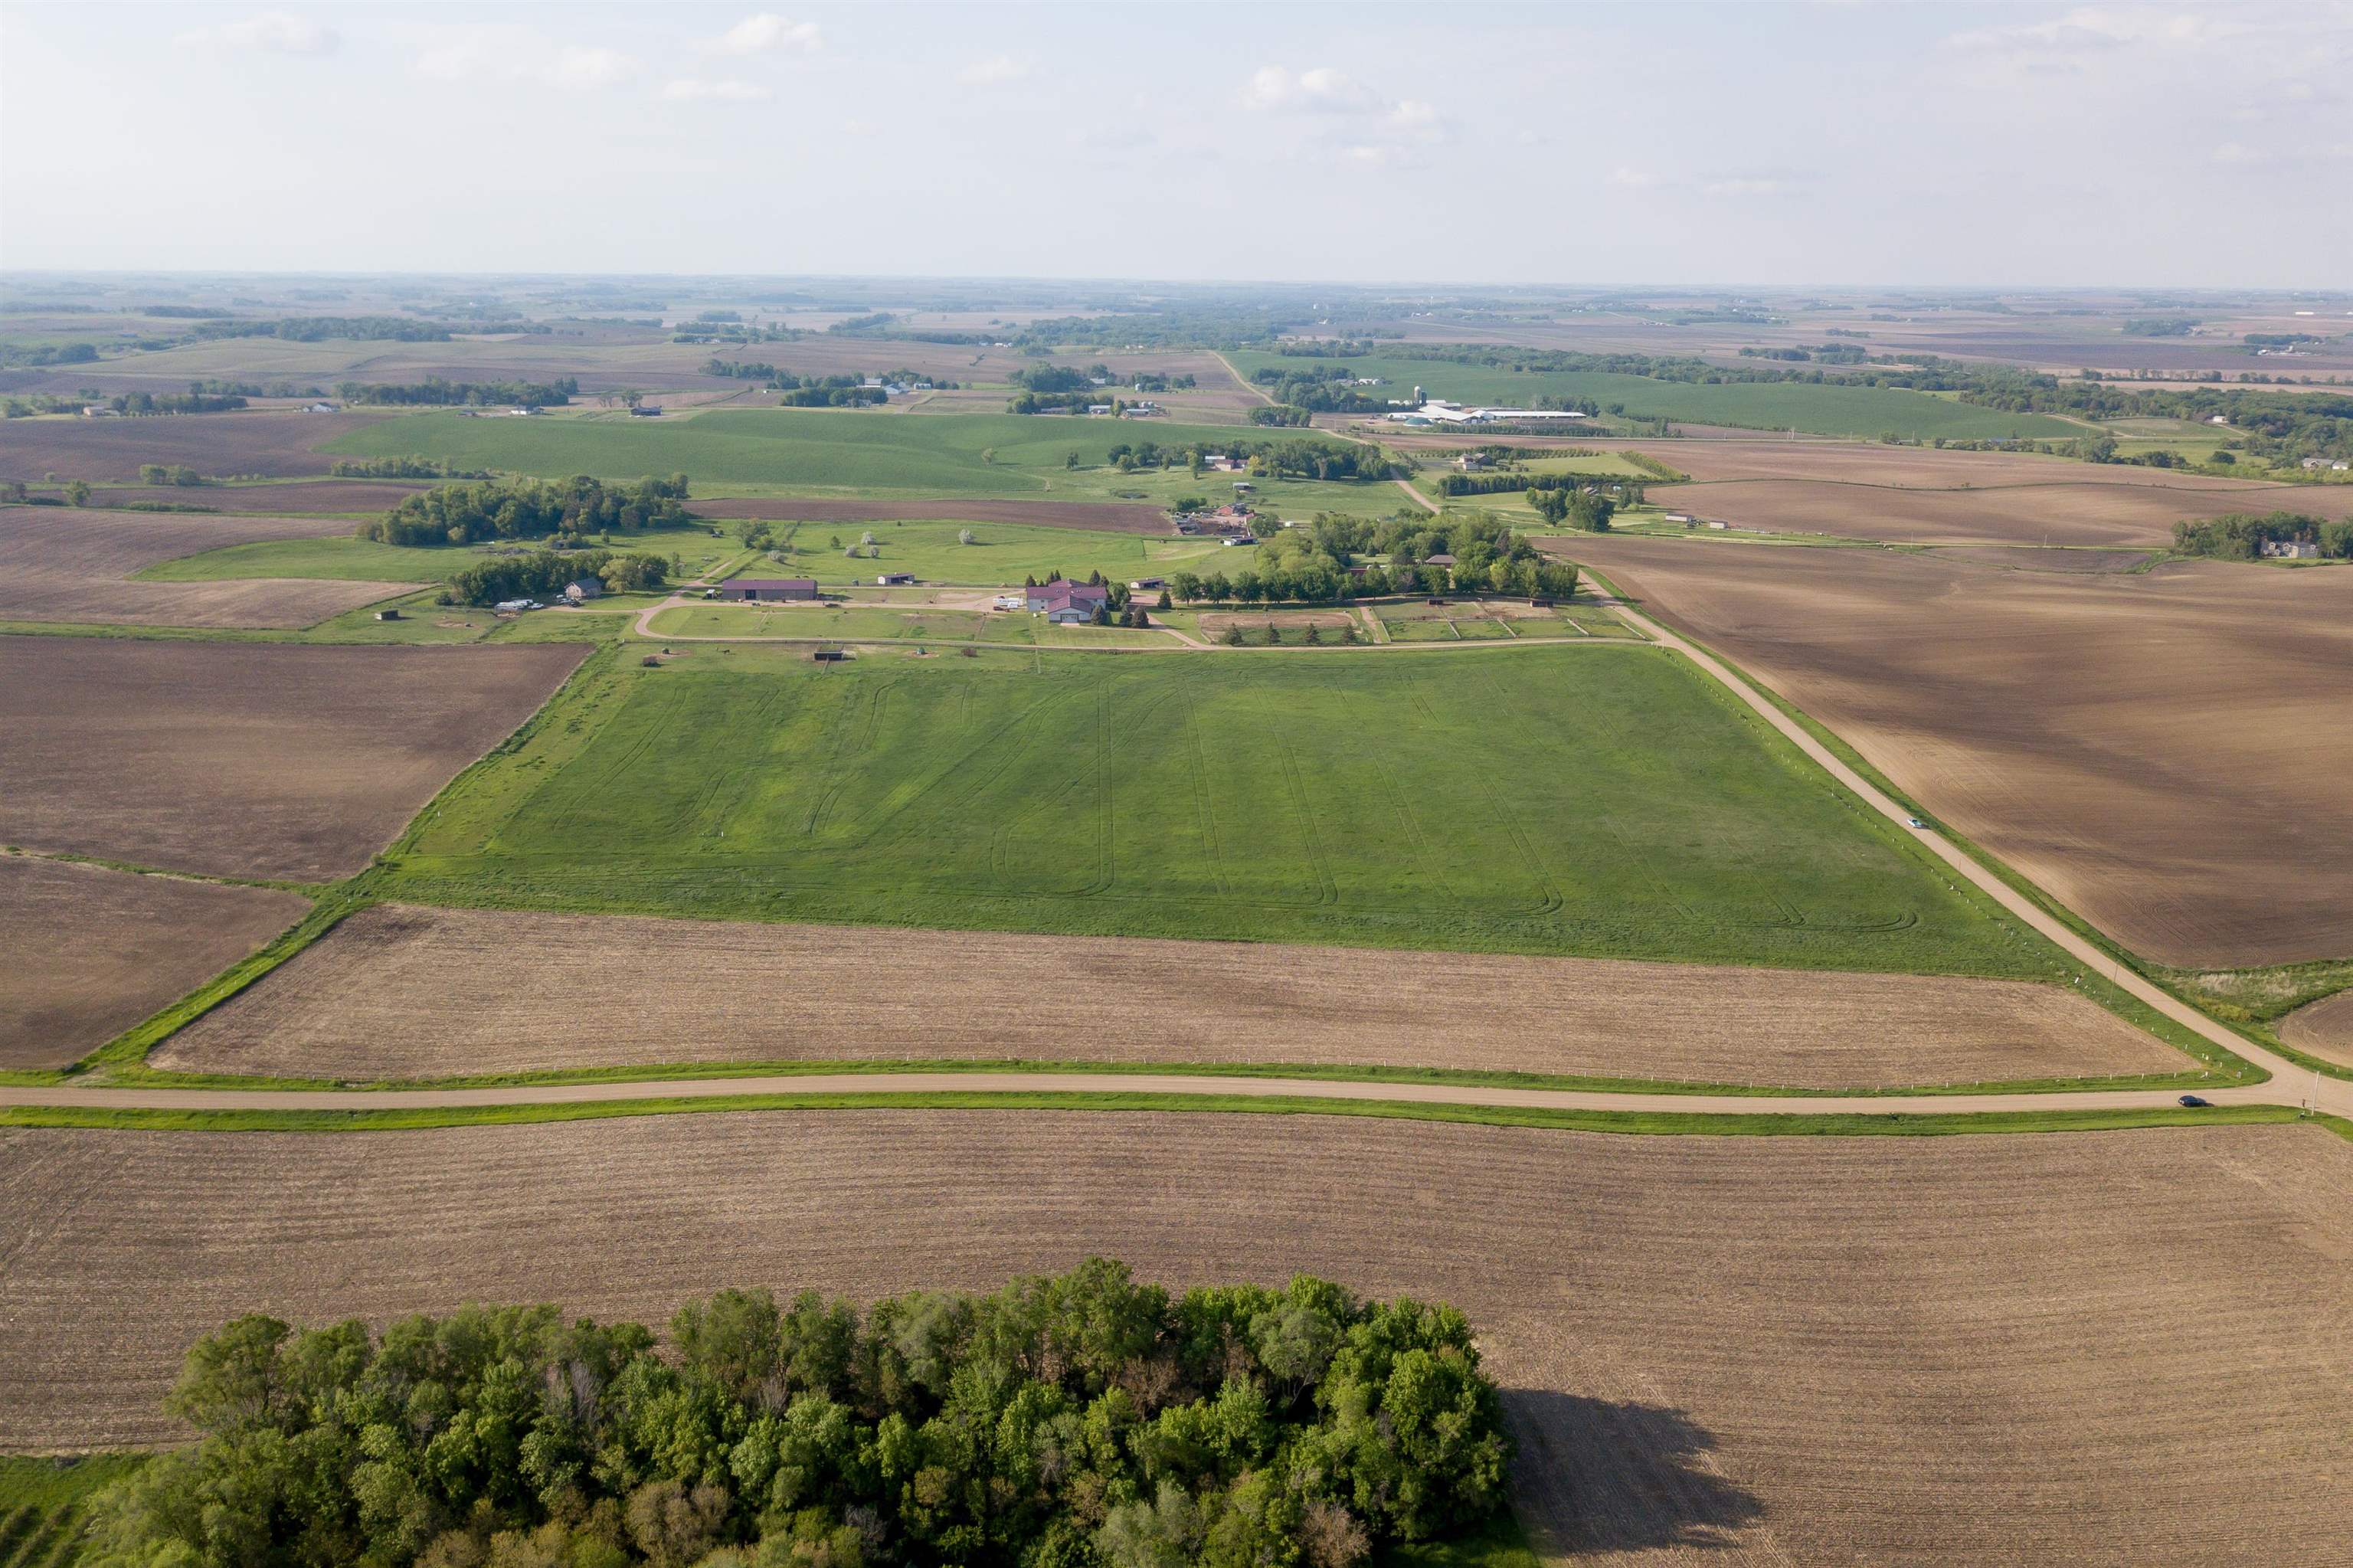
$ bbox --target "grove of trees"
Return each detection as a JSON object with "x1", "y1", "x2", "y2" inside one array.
[
  {"x1": 337, "y1": 378, "x2": 580, "y2": 408},
  {"x1": 446, "y1": 548, "x2": 670, "y2": 605},
  {"x1": 79, "y1": 1261, "x2": 1510, "y2": 1568},
  {"x1": 1170, "y1": 510, "x2": 1580, "y2": 603},
  {"x1": 359, "y1": 476, "x2": 693, "y2": 548},
  {"x1": 2171, "y1": 511, "x2": 2353, "y2": 559}
]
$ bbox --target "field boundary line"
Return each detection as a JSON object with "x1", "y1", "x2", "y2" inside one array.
[{"x1": 3, "y1": 1088, "x2": 2345, "y2": 1144}]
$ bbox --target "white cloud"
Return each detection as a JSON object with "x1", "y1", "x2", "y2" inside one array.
[
  {"x1": 549, "y1": 47, "x2": 638, "y2": 88},
  {"x1": 663, "y1": 77, "x2": 771, "y2": 103},
  {"x1": 1702, "y1": 176, "x2": 1801, "y2": 199},
  {"x1": 416, "y1": 27, "x2": 638, "y2": 90},
  {"x1": 960, "y1": 53, "x2": 1032, "y2": 86},
  {"x1": 177, "y1": 11, "x2": 339, "y2": 57},
  {"x1": 1243, "y1": 64, "x2": 1451, "y2": 164},
  {"x1": 710, "y1": 13, "x2": 823, "y2": 55},
  {"x1": 1608, "y1": 166, "x2": 1658, "y2": 190}
]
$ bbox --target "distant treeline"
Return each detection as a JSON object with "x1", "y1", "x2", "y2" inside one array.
[
  {"x1": 1435, "y1": 473, "x2": 1635, "y2": 521},
  {"x1": 335, "y1": 377, "x2": 580, "y2": 407},
  {"x1": 2171, "y1": 511, "x2": 2353, "y2": 559},
  {"x1": 140, "y1": 304, "x2": 235, "y2": 319},
  {"x1": 359, "y1": 475, "x2": 692, "y2": 548},
  {"x1": 97, "y1": 391, "x2": 247, "y2": 415},
  {"x1": 328, "y1": 456, "x2": 493, "y2": 480},
  {"x1": 79, "y1": 1262, "x2": 1508, "y2": 1568},
  {"x1": 187, "y1": 316, "x2": 457, "y2": 343},
  {"x1": 447, "y1": 547, "x2": 669, "y2": 605}
]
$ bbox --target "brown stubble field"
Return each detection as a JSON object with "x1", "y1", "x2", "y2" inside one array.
[
  {"x1": 0, "y1": 506, "x2": 418, "y2": 627},
  {"x1": 1559, "y1": 537, "x2": 2353, "y2": 967},
  {"x1": 2280, "y1": 990, "x2": 2353, "y2": 1069},
  {"x1": 0, "y1": 409, "x2": 389, "y2": 482},
  {"x1": 0, "y1": 857, "x2": 308, "y2": 1070},
  {"x1": 152, "y1": 903, "x2": 2182, "y2": 1088},
  {"x1": 3, "y1": 1114, "x2": 2348, "y2": 1564},
  {"x1": 0, "y1": 637, "x2": 587, "y2": 881},
  {"x1": 1644, "y1": 476, "x2": 2353, "y2": 547}
]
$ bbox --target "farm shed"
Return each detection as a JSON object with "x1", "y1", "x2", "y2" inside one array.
[
  {"x1": 876, "y1": 572, "x2": 915, "y2": 586},
  {"x1": 725, "y1": 579, "x2": 818, "y2": 602}
]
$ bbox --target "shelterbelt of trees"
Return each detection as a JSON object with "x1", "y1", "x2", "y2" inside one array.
[
  {"x1": 1172, "y1": 511, "x2": 1581, "y2": 604},
  {"x1": 337, "y1": 378, "x2": 581, "y2": 408},
  {"x1": 2171, "y1": 510, "x2": 2353, "y2": 559},
  {"x1": 446, "y1": 547, "x2": 670, "y2": 605},
  {"x1": 78, "y1": 1261, "x2": 1510, "y2": 1568},
  {"x1": 359, "y1": 476, "x2": 694, "y2": 548}
]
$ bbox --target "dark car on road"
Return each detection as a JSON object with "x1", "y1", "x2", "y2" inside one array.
[{"x1": 2178, "y1": 1094, "x2": 2211, "y2": 1108}]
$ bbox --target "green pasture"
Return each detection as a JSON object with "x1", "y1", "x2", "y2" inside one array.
[
  {"x1": 322, "y1": 409, "x2": 1379, "y2": 504},
  {"x1": 378, "y1": 641, "x2": 2059, "y2": 975},
  {"x1": 745, "y1": 517, "x2": 1249, "y2": 585},
  {"x1": 1229, "y1": 352, "x2": 2085, "y2": 441}
]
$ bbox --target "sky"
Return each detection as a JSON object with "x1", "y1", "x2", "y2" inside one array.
[{"x1": 2, "y1": 0, "x2": 2350, "y2": 288}]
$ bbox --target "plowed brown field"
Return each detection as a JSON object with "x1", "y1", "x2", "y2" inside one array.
[
  {"x1": 66, "y1": 480, "x2": 430, "y2": 514},
  {"x1": 0, "y1": 858, "x2": 307, "y2": 1070},
  {"x1": 153, "y1": 904, "x2": 2181, "y2": 1088},
  {"x1": 0, "y1": 410, "x2": 387, "y2": 482},
  {"x1": 689, "y1": 496, "x2": 1170, "y2": 534},
  {"x1": 1647, "y1": 440, "x2": 2279, "y2": 488},
  {"x1": 3, "y1": 1115, "x2": 2346, "y2": 1565},
  {"x1": 2280, "y1": 990, "x2": 2353, "y2": 1069},
  {"x1": 0, "y1": 637, "x2": 587, "y2": 881},
  {"x1": 1559, "y1": 537, "x2": 2353, "y2": 967},
  {"x1": 1644, "y1": 476, "x2": 2353, "y2": 547},
  {"x1": 0, "y1": 506, "x2": 417, "y2": 627}
]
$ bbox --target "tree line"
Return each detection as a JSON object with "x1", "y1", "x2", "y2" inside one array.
[
  {"x1": 1170, "y1": 510, "x2": 1582, "y2": 604},
  {"x1": 445, "y1": 547, "x2": 670, "y2": 605},
  {"x1": 79, "y1": 1261, "x2": 1510, "y2": 1568},
  {"x1": 2171, "y1": 511, "x2": 2353, "y2": 559},
  {"x1": 358, "y1": 475, "x2": 693, "y2": 548},
  {"x1": 186, "y1": 316, "x2": 466, "y2": 343},
  {"x1": 329, "y1": 456, "x2": 495, "y2": 480},
  {"x1": 100, "y1": 390, "x2": 248, "y2": 414},
  {"x1": 336, "y1": 378, "x2": 581, "y2": 408}
]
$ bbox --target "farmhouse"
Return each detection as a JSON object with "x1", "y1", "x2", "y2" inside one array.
[
  {"x1": 1025, "y1": 581, "x2": 1109, "y2": 620},
  {"x1": 304, "y1": 401, "x2": 339, "y2": 414},
  {"x1": 725, "y1": 578, "x2": 818, "y2": 602},
  {"x1": 1456, "y1": 453, "x2": 1491, "y2": 471},
  {"x1": 562, "y1": 578, "x2": 602, "y2": 603}
]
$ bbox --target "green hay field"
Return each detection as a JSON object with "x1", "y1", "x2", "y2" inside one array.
[
  {"x1": 321, "y1": 409, "x2": 1379, "y2": 504},
  {"x1": 1228, "y1": 352, "x2": 2085, "y2": 441},
  {"x1": 378, "y1": 642, "x2": 2054, "y2": 974}
]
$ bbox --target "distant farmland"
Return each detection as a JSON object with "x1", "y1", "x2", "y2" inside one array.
[
  {"x1": 322, "y1": 409, "x2": 1367, "y2": 499},
  {"x1": 1227, "y1": 352, "x2": 2086, "y2": 441},
  {"x1": 383, "y1": 643, "x2": 2050, "y2": 975},
  {"x1": 0, "y1": 506, "x2": 418, "y2": 627}
]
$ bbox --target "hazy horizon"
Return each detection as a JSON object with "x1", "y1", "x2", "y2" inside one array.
[{"x1": 3, "y1": 0, "x2": 2351, "y2": 287}]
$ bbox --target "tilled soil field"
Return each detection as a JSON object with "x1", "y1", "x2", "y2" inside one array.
[
  {"x1": 0, "y1": 637, "x2": 587, "y2": 882},
  {"x1": 0, "y1": 410, "x2": 389, "y2": 482},
  {"x1": 57, "y1": 480, "x2": 430, "y2": 514},
  {"x1": 1644, "y1": 477, "x2": 2353, "y2": 547},
  {"x1": 1559, "y1": 537, "x2": 2353, "y2": 967},
  {"x1": 2279, "y1": 990, "x2": 2353, "y2": 1069},
  {"x1": 689, "y1": 496, "x2": 1171, "y2": 534},
  {"x1": 153, "y1": 903, "x2": 2181, "y2": 1088},
  {"x1": 0, "y1": 858, "x2": 307, "y2": 1070},
  {"x1": 1649, "y1": 439, "x2": 2319, "y2": 489},
  {"x1": 2, "y1": 1115, "x2": 2346, "y2": 1566},
  {"x1": 0, "y1": 506, "x2": 417, "y2": 627}
]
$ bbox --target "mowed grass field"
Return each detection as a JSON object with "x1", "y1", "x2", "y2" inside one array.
[
  {"x1": 322, "y1": 408, "x2": 1375, "y2": 503},
  {"x1": 381, "y1": 642, "x2": 2049, "y2": 974},
  {"x1": 1228, "y1": 352, "x2": 2086, "y2": 441},
  {"x1": 745, "y1": 517, "x2": 1248, "y2": 585}
]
